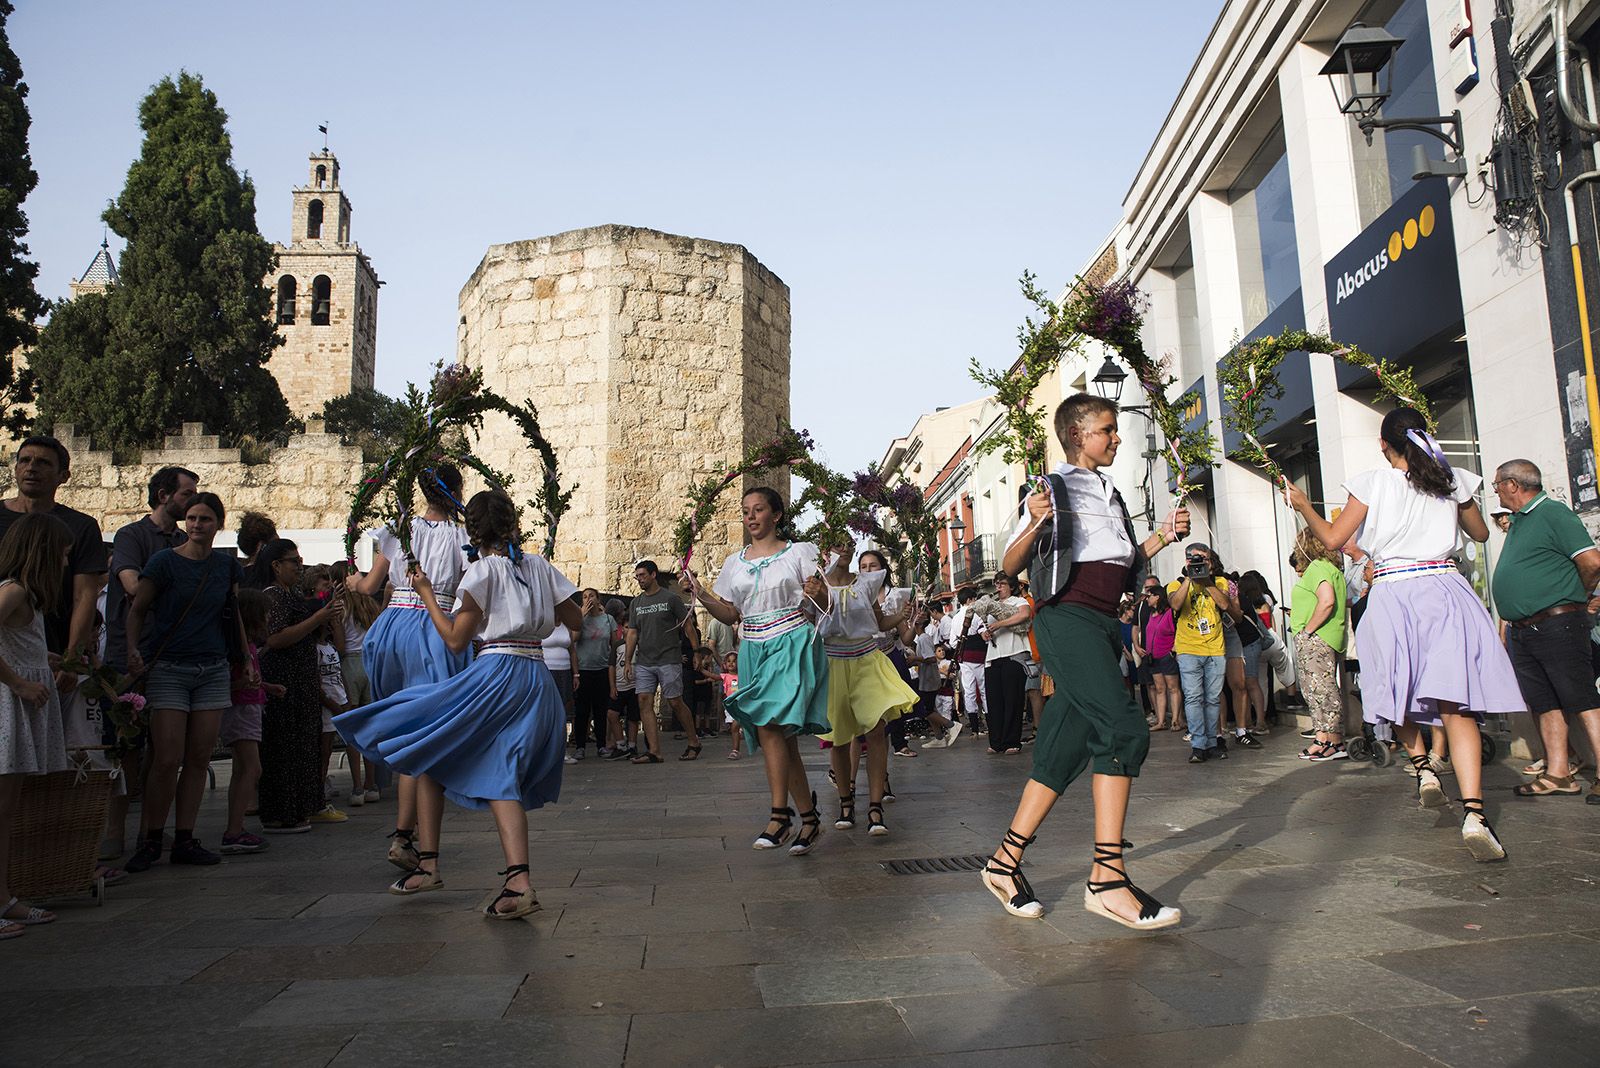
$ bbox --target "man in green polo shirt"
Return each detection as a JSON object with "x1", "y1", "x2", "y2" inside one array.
[{"x1": 1491, "y1": 459, "x2": 1600, "y2": 802}]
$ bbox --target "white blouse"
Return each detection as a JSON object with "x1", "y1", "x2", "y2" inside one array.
[
  {"x1": 981, "y1": 595, "x2": 1033, "y2": 661},
  {"x1": 456, "y1": 554, "x2": 577, "y2": 643},
  {"x1": 1003, "y1": 462, "x2": 1135, "y2": 566},
  {"x1": 369, "y1": 519, "x2": 472, "y2": 597},
  {"x1": 1345, "y1": 466, "x2": 1481, "y2": 565},
  {"x1": 712, "y1": 541, "x2": 821, "y2": 617},
  {"x1": 818, "y1": 569, "x2": 889, "y2": 641}
]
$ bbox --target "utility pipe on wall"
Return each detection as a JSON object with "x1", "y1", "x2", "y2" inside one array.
[{"x1": 1555, "y1": 1, "x2": 1600, "y2": 468}]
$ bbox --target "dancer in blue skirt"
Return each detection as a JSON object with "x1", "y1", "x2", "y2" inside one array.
[
  {"x1": 684, "y1": 487, "x2": 831, "y2": 855},
  {"x1": 336, "y1": 490, "x2": 581, "y2": 918},
  {"x1": 349, "y1": 465, "x2": 473, "y2": 870}
]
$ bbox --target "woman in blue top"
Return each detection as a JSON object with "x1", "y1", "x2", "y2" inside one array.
[{"x1": 124, "y1": 493, "x2": 247, "y2": 872}]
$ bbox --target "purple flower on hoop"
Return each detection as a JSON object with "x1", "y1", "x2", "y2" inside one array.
[
  {"x1": 847, "y1": 512, "x2": 878, "y2": 536},
  {"x1": 430, "y1": 363, "x2": 475, "y2": 405}
]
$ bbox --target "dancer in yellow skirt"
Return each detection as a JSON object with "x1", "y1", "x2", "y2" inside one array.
[{"x1": 820, "y1": 544, "x2": 916, "y2": 836}]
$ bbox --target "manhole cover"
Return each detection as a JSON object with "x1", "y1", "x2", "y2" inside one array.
[{"x1": 880, "y1": 854, "x2": 989, "y2": 875}]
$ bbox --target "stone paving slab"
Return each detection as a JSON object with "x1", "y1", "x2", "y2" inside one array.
[{"x1": 12, "y1": 731, "x2": 1600, "y2": 1066}]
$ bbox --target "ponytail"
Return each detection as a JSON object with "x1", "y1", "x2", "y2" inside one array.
[{"x1": 1380, "y1": 407, "x2": 1454, "y2": 499}]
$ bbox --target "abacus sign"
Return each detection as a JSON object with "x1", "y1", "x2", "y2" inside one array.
[{"x1": 1324, "y1": 182, "x2": 1462, "y2": 367}]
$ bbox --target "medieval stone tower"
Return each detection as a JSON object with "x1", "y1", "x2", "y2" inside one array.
[
  {"x1": 266, "y1": 152, "x2": 379, "y2": 416},
  {"x1": 457, "y1": 225, "x2": 791, "y2": 591}
]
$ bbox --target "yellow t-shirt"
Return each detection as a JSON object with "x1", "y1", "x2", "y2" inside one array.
[{"x1": 1165, "y1": 577, "x2": 1229, "y2": 657}]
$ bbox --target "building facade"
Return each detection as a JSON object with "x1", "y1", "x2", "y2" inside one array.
[{"x1": 266, "y1": 152, "x2": 379, "y2": 416}]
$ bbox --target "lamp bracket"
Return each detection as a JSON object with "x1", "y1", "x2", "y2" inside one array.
[{"x1": 1357, "y1": 109, "x2": 1464, "y2": 155}]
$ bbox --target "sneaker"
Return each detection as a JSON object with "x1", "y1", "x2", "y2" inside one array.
[
  {"x1": 1429, "y1": 755, "x2": 1454, "y2": 776},
  {"x1": 1310, "y1": 743, "x2": 1349, "y2": 762},
  {"x1": 324, "y1": 777, "x2": 337, "y2": 803},
  {"x1": 309, "y1": 805, "x2": 349, "y2": 824},
  {"x1": 347, "y1": 791, "x2": 366, "y2": 808},
  {"x1": 598, "y1": 746, "x2": 615, "y2": 758},
  {"x1": 573, "y1": 748, "x2": 586, "y2": 761},
  {"x1": 563, "y1": 755, "x2": 578, "y2": 765},
  {"x1": 1182, "y1": 733, "x2": 1193, "y2": 742},
  {"x1": 363, "y1": 789, "x2": 380, "y2": 803},
  {"x1": 125, "y1": 839, "x2": 162, "y2": 873},
  {"x1": 170, "y1": 838, "x2": 222, "y2": 866},
  {"x1": 921, "y1": 734, "x2": 948, "y2": 749},
  {"x1": 946, "y1": 721, "x2": 965, "y2": 746},
  {"x1": 220, "y1": 831, "x2": 267, "y2": 855},
  {"x1": 1215, "y1": 736, "x2": 1228, "y2": 754},
  {"x1": 1210, "y1": 744, "x2": 1228, "y2": 760},
  {"x1": 1299, "y1": 727, "x2": 1318, "y2": 739},
  {"x1": 1189, "y1": 748, "x2": 1208, "y2": 764},
  {"x1": 1237, "y1": 732, "x2": 1263, "y2": 750},
  {"x1": 263, "y1": 821, "x2": 311, "y2": 834}
]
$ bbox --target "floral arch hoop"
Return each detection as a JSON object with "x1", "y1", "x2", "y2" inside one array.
[
  {"x1": 344, "y1": 364, "x2": 575, "y2": 564},
  {"x1": 1219, "y1": 329, "x2": 1434, "y2": 486},
  {"x1": 845, "y1": 465, "x2": 942, "y2": 592}
]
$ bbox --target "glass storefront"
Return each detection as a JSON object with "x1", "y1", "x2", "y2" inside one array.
[{"x1": 1230, "y1": 123, "x2": 1301, "y2": 330}]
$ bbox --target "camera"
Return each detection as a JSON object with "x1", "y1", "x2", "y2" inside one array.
[{"x1": 1184, "y1": 559, "x2": 1211, "y2": 580}]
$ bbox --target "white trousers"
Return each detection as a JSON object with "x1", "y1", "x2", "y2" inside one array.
[{"x1": 959, "y1": 661, "x2": 987, "y2": 721}]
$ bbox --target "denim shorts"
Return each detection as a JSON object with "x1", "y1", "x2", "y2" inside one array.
[
  {"x1": 634, "y1": 662, "x2": 683, "y2": 698},
  {"x1": 144, "y1": 659, "x2": 232, "y2": 713}
]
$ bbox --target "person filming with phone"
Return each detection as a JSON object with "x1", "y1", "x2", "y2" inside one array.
[{"x1": 1166, "y1": 542, "x2": 1237, "y2": 763}]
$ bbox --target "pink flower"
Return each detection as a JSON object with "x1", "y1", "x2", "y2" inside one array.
[{"x1": 119, "y1": 692, "x2": 146, "y2": 711}]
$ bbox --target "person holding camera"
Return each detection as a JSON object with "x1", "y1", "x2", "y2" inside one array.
[{"x1": 1167, "y1": 542, "x2": 1237, "y2": 763}]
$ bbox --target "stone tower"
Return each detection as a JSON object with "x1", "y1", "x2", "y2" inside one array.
[
  {"x1": 266, "y1": 152, "x2": 379, "y2": 416},
  {"x1": 458, "y1": 225, "x2": 791, "y2": 592}
]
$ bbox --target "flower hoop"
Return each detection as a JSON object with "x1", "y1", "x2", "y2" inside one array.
[
  {"x1": 1219, "y1": 330, "x2": 1434, "y2": 487},
  {"x1": 1066, "y1": 280, "x2": 1218, "y2": 500},
  {"x1": 846, "y1": 465, "x2": 942, "y2": 591},
  {"x1": 671, "y1": 426, "x2": 858, "y2": 572},
  {"x1": 344, "y1": 363, "x2": 575, "y2": 563}
]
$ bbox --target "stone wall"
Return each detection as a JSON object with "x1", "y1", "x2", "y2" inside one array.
[
  {"x1": 458, "y1": 224, "x2": 791, "y2": 591},
  {"x1": 26, "y1": 420, "x2": 367, "y2": 537}
]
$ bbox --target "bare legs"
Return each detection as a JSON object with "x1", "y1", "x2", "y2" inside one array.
[
  {"x1": 756, "y1": 725, "x2": 814, "y2": 837},
  {"x1": 395, "y1": 773, "x2": 418, "y2": 836},
  {"x1": 487, "y1": 799, "x2": 531, "y2": 910},
  {"x1": 1395, "y1": 703, "x2": 1480, "y2": 800},
  {"x1": 829, "y1": 724, "x2": 888, "y2": 806},
  {"x1": 637, "y1": 691, "x2": 700, "y2": 758},
  {"x1": 225, "y1": 740, "x2": 261, "y2": 837},
  {"x1": 141, "y1": 707, "x2": 224, "y2": 838}
]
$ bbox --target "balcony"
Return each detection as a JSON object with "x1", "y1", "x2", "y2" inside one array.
[{"x1": 950, "y1": 534, "x2": 997, "y2": 588}]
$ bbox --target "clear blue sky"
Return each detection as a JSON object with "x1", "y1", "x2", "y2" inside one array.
[{"x1": 15, "y1": 1, "x2": 1219, "y2": 474}]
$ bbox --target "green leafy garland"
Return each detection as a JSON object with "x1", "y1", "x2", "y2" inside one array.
[
  {"x1": 673, "y1": 426, "x2": 824, "y2": 568},
  {"x1": 344, "y1": 363, "x2": 575, "y2": 563},
  {"x1": 846, "y1": 464, "x2": 942, "y2": 589},
  {"x1": 969, "y1": 274, "x2": 1218, "y2": 498},
  {"x1": 1218, "y1": 330, "x2": 1434, "y2": 486}
]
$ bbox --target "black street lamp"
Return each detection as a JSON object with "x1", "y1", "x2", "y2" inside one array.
[
  {"x1": 1319, "y1": 22, "x2": 1464, "y2": 178},
  {"x1": 1091, "y1": 356, "x2": 1127, "y2": 403}
]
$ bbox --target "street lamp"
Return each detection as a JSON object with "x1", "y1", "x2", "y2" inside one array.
[
  {"x1": 1319, "y1": 22, "x2": 1465, "y2": 178},
  {"x1": 1091, "y1": 357, "x2": 1128, "y2": 403}
]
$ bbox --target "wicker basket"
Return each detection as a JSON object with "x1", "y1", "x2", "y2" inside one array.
[{"x1": 9, "y1": 764, "x2": 115, "y2": 902}]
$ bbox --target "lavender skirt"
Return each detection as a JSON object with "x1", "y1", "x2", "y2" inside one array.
[{"x1": 1355, "y1": 571, "x2": 1526, "y2": 726}]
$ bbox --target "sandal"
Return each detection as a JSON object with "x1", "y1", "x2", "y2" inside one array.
[
  {"x1": 789, "y1": 792, "x2": 824, "y2": 855},
  {"x1": 981, "y1": 828, "x2": 1043, "y2": 918},
  {"x1": 1461, "y1": 797, "x2": 1507, "y2": 862},
  {"x1": 95, "y1": 864, "x2": 129, "y2": 887},
  {"x1": 1513, "y1": 772, "x2": 1581, "y2": 797},
  {"x1": 386, "y1": 828, "x2": 420, "y2": 871},
  {"x1": 484, "y1": 864, "x2": 541, "y2": 920},
  {"x1": 753, "y1": 806, "x2": 793, "y2": 850},
  {"x1": 727, "y1": 749, "x2": 741, "y2": 760},
  {"x1": 835, "y1": 790, "x2": 856, "y2": 830},
  {"x1": 388, "y1": 851, "x2": 443, "y2": 895},
  {"x1": 1083, "y1": 840, "x2": 1180, "y2": 931},
  {"x1": 867, "y1": 801, "x2": 887, "y2": 837},
  {"x1": 1, "y1": 897, "x2": 54, "y2": 926},
  {"x1": 679, "y1": 744, "x2": 703, "y2": 761},
  {"x1": 1412, "y1": 754, "x2": 1447, "y2": 808},
  {"x1": 0, "y1": 919, "x2": 21, "y2": 940},
  {"x1": 630, "y1": 751, "x2": 664, "y2": 764}
]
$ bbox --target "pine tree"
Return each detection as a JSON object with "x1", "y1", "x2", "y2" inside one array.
[
  {"x1": 0, "y1": 0, "x2": 46, "y2": 437},
  {"x1": 33, "y1": 71, "x2": 290, "y2": 449}
]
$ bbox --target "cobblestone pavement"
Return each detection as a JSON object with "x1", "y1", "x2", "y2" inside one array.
[{"x1": 8, "y1": 724, "x2": 1599, "y2": 1067}]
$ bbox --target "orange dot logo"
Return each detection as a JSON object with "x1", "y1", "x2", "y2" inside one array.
[
  {"x1": 1419, "y1": 204, "x2": 1436, "y2": 237},
  {"x1": 1389, "y1": 231, "x2": 1404, "y2": 260},
  {"x1": 1403, "y1": 218, "x2": 1419, "y2": 249}
]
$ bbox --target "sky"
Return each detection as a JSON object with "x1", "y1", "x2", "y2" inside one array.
[{"x1": 14, "y1": 1, "x2": 1220, "y2": 476}]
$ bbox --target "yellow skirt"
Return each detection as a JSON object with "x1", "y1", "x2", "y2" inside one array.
[{"x1": 822, "y1": 648, "x2": 917, "y2": 744}]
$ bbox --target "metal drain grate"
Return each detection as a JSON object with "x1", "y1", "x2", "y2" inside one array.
[{"x1": 881, "y1": 854, "x2": 988, "y2": 875}]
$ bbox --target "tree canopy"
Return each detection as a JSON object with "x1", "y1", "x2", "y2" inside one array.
[
  {"x1": 0, "y1": 0, "x2": 46, "y2": 437},
  {"x1": 32, "y1": 71, "x2": 291, "y2": 450}
]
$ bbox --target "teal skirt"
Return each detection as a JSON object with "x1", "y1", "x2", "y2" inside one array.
[{"x1": 726, "y1": 624, "x2": 829, "y2": 739}]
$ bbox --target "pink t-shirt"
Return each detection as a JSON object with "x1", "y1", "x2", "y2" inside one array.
[{"x1": 1146, "y1": 610, "x2": 1176, "y2": 660}]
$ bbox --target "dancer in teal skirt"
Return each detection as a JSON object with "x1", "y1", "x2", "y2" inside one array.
[{"x1": 684, "y1": 487, "x2": 830, "y2": 855}]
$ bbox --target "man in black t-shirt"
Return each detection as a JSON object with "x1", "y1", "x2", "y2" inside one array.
[
  {"x1": 0, "y1": 436, "x2": 108, "y2": 674},
  {"x1": 106, "y1": 466, "x2": 197, "y2": 673}
]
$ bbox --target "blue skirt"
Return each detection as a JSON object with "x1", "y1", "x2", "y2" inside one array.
[
  {"x1": 334, "y1": 653, "x2": 564, "y2": 811},
  {"x1": 725, "y1": 625, "x2": 830, "y2": 739},
  {"x1": 364, "y1": 604, "x2": 472, "y2": 701}
]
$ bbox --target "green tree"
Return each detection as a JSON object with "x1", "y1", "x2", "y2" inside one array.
[
  {"x1": 32, "y1": 71, "x2": 289, "y2": 449},
  {"x1": 321, "y1": 386, "x2": 411, "y2": 461},
  {"x1": 0, "y1": 0, "x2": 46, "y2": 436}
]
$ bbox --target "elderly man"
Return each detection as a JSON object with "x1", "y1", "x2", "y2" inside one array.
[{"x1": 1491, "y1": 459, "x2": 1600, "y2": 801}]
